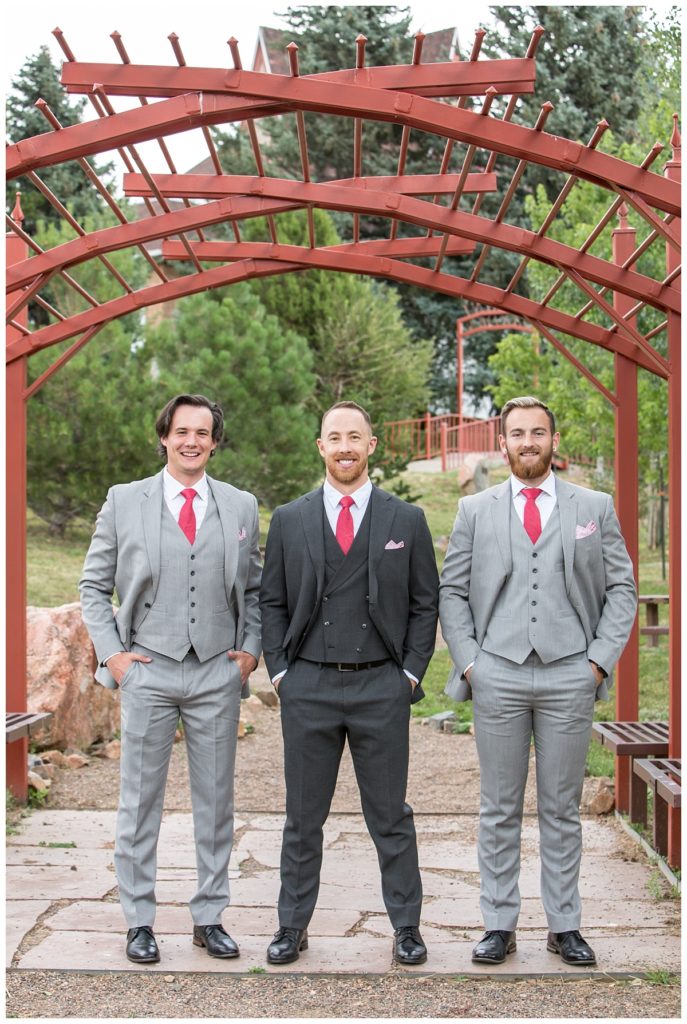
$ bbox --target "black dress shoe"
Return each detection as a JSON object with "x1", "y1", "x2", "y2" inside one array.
[
  {"x1": 472, "y1": 930, "x2": 516, "y2": 964},
  {"x1": 126, "y1": 926, "x2": 160, "y2": 963},
  {"x1": 547, "y1": 930, "x2": 597, "y2": 966},
  {"x1": 393, "y1": 925, "x2": 427, "y2": 965},
  {"x1": 266, "y1": 926, "x2": 308, "y2": 964},
  {"x1": 193, "y1": 924, "x2": 240, "y2": 958}
]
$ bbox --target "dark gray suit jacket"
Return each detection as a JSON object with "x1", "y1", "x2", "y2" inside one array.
[{"x1": 259, "y1": 485, "x2": 439, "y2": 703}]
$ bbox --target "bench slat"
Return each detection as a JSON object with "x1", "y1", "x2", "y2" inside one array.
[
  {"x1": 5, "y1": 711, "x2": 53, "y2": 743},
  {"x1": 592, "y1": 721, "x2": 669, "y2": 756}
]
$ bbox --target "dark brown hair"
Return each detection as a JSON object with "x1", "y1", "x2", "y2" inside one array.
[{"x1": 155, "y1": 394, "x2": 224, "y2": 458}]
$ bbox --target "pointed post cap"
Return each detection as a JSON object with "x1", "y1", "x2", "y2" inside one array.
[
  {"x1": 670, "y1": 113, "x2": 681, "y2": 158},
  {"x1": 617, "y1": 202, "x2": 630, "y2": 230},
  {"x1": 11, "y1": 190, "x2": 24, "y2": 226}
]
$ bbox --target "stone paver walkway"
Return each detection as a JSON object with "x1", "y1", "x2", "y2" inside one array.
[{"x1": 7, "y1": 808, "x2": 680, "y2": 977}]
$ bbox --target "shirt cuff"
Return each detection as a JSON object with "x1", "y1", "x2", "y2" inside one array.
[
  {"x1": 272, "y1": 670, "x2": 287, "y2": 686},
  {"x1": 463, "y1": 660, "x2": 474, "y2": 678},
  {"x1": 403, "y1": 669, "x2": 418, "y2": 684},
  {"x1": 103, "y1": 652, "x2": 125, "y2": 667}
]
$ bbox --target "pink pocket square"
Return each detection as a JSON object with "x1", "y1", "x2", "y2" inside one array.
[
  {"x1": 384, "y1": 539, "x2": 405, "y2": 550},
  {"x1": 238, "y1": 527, "x2": 247, "y2": 541},
  {"x1": 575, "y1": 520, "x2": 597, "y2": 540}
]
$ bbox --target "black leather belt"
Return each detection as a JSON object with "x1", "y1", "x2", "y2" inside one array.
[{"x1": 308, "y1": 658, "x2": 390, "y2": 672}]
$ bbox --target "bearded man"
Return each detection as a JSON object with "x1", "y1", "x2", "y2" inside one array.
[
  {"x1": 439, "y1": 396, "x2": 636, "y2": 968},
  {"x1": 259, "y1": 401, "x2": 438, "y2": 967}
]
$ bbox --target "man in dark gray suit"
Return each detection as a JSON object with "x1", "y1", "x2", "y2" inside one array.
[
  {"x1": 260, "y1": 401, "x2": 439, "y2": 966},
  {"x1": 80, "y1": 394, "x2": 261, "y2": 964},
  {"x1": 440, "y1": 396, "x2": 636, "y2": 968}
]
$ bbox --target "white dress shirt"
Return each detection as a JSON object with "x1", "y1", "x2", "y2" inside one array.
[
  {"x1": 510, "y1": 470, "x2": 557, "y2": 529},
  {"x1": 322, "y1": 478, "x2": 372, "y2": 536},
  {"x1": 163, "y1": 466, "x2": 209, "y2": 531}
]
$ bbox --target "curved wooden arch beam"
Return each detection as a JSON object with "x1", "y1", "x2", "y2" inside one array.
[
  {"x1": 7, "y1": 86, "x2": 680, "y2": 217},
  {"x1": 7, "y1": 184, "x2": 679, "y2": 318},
  {"x1": 6, "y1": 251, "x2": 668, "y2": 377},
  {"x1": 60, "y1": 57, "x2": 536, "y2": 100}
]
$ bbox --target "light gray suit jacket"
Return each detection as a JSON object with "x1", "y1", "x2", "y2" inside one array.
[
  {"x1": 79, "y1": 470, "x2": 262, "y2": 697},
  {"x1": 439, "y1": 477, "x2": 637, "y2": 702}
]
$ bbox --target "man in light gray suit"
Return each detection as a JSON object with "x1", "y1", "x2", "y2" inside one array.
[
  {"x1": 80, "y1": 394, "x2": 261, "y2": 964},
  {"x1": 439, "y1": 396, "x2": 636, "y2": 968}
]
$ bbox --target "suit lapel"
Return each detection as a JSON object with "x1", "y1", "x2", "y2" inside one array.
[
  {"x1": 301, "y1": 488, "x2": 326, "y2": 601},
  {"x1": 490, "y1": 479, "x2": 513, "y2": 576},
  {"x1": 208, "y1": 477, "x2": 239, "y2": 590},
  {"x1": 141, "y1": 471, "x2": 164, "y2": 595},
  {"x1": 556, "y1": 478, "x2": 577, "y2": 592},
  {"x1": 368, "y1": 486, "x2": 397, "y2": 598}
]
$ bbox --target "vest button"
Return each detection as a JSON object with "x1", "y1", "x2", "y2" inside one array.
[
  {"x1": 144, "y1": 602, "x2": 151, "y2": 608},
  {"x1": 191, "y1": 618, "x2": 196, "y2": 623},
  {"x1": 531, "y1": 601, "x2": 537, "y2": 606},
  {"x1": 356, "y1": 647, "x2": 362, "y2": 653},
  {"x1": 533, "y1": 584, "x2": 538, "y2": 590},
  {"x1": 190, "y1": 554, "x2": 195, "y2": 560},
  {"x1": 190, "y1": 571, "x2": 196, "y2": 576},
  {"x1": 361, "y1": 623, "x2": 367, "y2": 629},
  {"x1": 532, "y1": 568, "x2": 538, "y2": 574},
  {"x1": 532, "y1": 552, "x2": 538, "y2": 558},
  {"x1": 190, "y1": 586, "x2": 196, "y2": 592},
  {"x1": 323, "y1": 596, "x2": 329, "y2": 602},
  {"x1": 531, "y1": 617, "x2": 537, "y2": 622},
  {"x1": 191, "y1": 602, "x2": 196, "y2": 608}
]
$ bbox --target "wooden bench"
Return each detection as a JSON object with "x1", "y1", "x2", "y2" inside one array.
[
  {"x1": 633, "y1": 758, "x2": 681, "y2": 859},
  {"x1": 591, "y1": 721, "x2": 669, "y2": 825},
  {"x1": 638, "y1": 594, "x2": 669, "y2": 647},
  {"x1": 6, "y1": 711, "x2": 53, "y2": 743}
]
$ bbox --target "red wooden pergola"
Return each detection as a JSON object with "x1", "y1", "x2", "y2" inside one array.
[{"x1": 6, "y1": 24, "x2": 681, "y2": 863}]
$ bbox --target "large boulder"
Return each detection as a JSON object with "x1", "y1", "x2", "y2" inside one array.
[
  {"x1": 27, "y1": 602, "x2": 120, "y2": 751},
  {"x1": 458, "y1": 454, "x2": 490, "y2": 495}
]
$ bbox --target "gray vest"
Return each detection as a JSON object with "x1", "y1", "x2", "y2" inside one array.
[
  {"x1": 133, "y1": 493, "x2": 236, "y2": 662},
  {"x1": 299, "y1": 503, "x2": 389, "y2": 663},
  {"x1": 481, "y1": 503, "x2": 587, "y2": 665}
]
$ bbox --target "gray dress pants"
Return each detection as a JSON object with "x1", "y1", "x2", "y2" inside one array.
[{"x1": 114, "y1": 643, "x2": 242, "y2": 927}]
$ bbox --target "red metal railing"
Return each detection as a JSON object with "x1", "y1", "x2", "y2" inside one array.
[{"x1": 384, "y1": 413, "x2": 501, "y2": 468}]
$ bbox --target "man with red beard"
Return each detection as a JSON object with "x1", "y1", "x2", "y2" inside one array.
[
  {"x1": 260, "y1": 401, "x2": 438, "y2": 966},
  {"x1": 440, "y1": 396, "x2": 636, "y2": 968}
]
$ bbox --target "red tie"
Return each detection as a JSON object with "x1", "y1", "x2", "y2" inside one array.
[
  {"x1": 179, "y1": 488, "x2": 197, "y2": 544},
  {"x1": 336, "y1": 495, "x2": 355, "y2": 554},
  {"x1": 521, "y1": 487, "x2": 543, "y2": 544}
]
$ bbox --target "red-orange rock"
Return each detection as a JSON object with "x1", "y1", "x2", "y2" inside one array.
[{"x1": 27, "y1": 603, "x2": 120, "y2": 752}]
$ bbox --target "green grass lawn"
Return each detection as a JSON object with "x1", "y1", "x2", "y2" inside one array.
[{"x1": 26, "y1": 468, "x2": 670, "y2": 777}]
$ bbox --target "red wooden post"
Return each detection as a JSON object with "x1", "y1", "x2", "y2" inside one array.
[
  {"x1": 6, "y1": 194, "x2": 29, "y2": 802},
  {"x1": 440, "y1": 420, "x2": 448, "y2": 472},
  {"x1": 664, "y1": 116, "x2": 681, "y2": 867},
  {"x1": 424, "y1": 411, "x2": 432, "y2": 460},
  {"x1": 456, "y1": 319, "x2": 464, "y2": 430},
  {"x1": 612, "y1": 203, "x2": 640, "y2": 815}
]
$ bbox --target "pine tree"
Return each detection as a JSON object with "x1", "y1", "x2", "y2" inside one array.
[{"x1": 6, "y1": 46, "x2": 113, "y2": 235}]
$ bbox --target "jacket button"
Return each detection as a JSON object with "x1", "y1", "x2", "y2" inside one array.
[
  {"x1": 324, "y1": 621, "x2": 330, "y2": 626},
  {"x1": 323, "y1": 596, "x2": 328, "y2": 602},
  {"x1": 361, "y1": 623, "x2": 367, "y2": 629},
  {"x1": 144, "y1": 602, "x2": 151, "y2": 608},
  {"x1": 531, "y1": 601, "x2": 537, "y2": 606},
  {"x1": 191, "y1": 618, "x2": 196, "y2": 624},
  {"x1": 531, "y1": 617, "x2": 537, "y2": 622},
  {"x1": 190, "y1": 571, "x2": 195, "y2": 576},
  {"x1": 533, "y1": 584, "x2": 538, "y2": 590},
  {"x1": 356, "y1": 647, "x2": 362, "y2": 653}
]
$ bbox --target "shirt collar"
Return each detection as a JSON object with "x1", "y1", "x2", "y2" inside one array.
[
  {"x1": 164, "y1": 466, "x2": 208, "y2": 502},
  {"x1": 510, "y1": 471, "x2": 556, "y2": 499},
  {"x1": 323, "y1": 477, "x2": 372, "y2": 511}
]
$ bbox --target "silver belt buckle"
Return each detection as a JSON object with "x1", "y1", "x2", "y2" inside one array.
[{"x1": 338, "y1": 662, "x2": 355, "y2": 672}]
